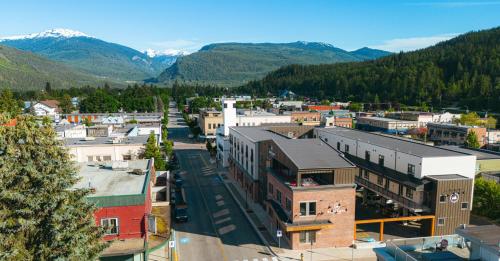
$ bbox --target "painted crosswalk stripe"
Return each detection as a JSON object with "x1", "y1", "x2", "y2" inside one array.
[
  {"x1": 214, "y1": 216, "x2": 231, "y2": 225},
  {"x1": 253, "y1": 259, "x2": 259, "y2": 261},
  {"x1": 218, "y1": 224, "x2": 236, "y2": 235},
  {"x1": 262, "y1": 258, "x2": 269, "y2": 261},
  {"x1": 213, "y1": 208, "x2": 229, "y2": 218},
  {"x1": 271, "y1": 257, "x2": 278, "y2": 261}
]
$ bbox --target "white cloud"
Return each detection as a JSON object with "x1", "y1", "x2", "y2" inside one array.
[
  {"x1": 369, "y1": 33, "x2": 459, "y2": 52},
  {"x1": 147, "y1": 39, "x2": 203, "y2": 55}
]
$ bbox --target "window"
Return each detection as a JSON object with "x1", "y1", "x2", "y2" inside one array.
[
  {"x1": 250, "y1": 149, "x2": 254, "y2": 162},
  {"x1": 299, "y1": 202, "x2": 316, "y2": 216},
  {"x1": 439, "y1": 195, "x2": 447, "y2": 203},
  {"x1": 87, "y1": 156, "x2": 93, "y2": 162},
  {"x1": 101, "y1": 218, "x2": 119, "y2": 235},
  {"x1": 363, "y1": 170, "x2": 369, "y2": 179},
  {"x1": 299, "y1": 231, "x2": 316, "y2": 244},
  {"x1": 123, "y1": 154, "x2": 132, "y2": 160},
  {"x1": 224, "y1": 103, "x2": 227, "y2": 108},
  {"x1": 405, "y1": 187, "x2": 414, "y2": 199},
  {"x1": 365, "y1": 151, "x2": 371, "y2": 161},
  {"x1": 437, "y1": 218, "x2": 445, "y2": 226},
  {"x1": 407, "y1": 164, "x2": 415, "y2": 175},
  {"x1": 268, "y1": 183, "x2": 274, "y2": 195},
  {"x1": 285, "y1": 198, "x2": 292, "y2": 212},
  {"x1": 378, "y1": 155, "x2": 384, "y2": 167},
  {"x1": 337, "y1": 142, "x2": 340, "y2": 150},
  {"x1": 276, "y1": 190, "x2": 282, "y2": 204},
  {"x1": 377, "y1": 176, "x2": 383, "y2": 186},
  {"x1": 345, "y1": 144, "x2": 349, "y2": 154},
  {"x1": 103, "y1": 156, "x2": 112, "y2": 161},
  {"x1": 461, "y1": 202, "x2": 469, "y2": 210}
]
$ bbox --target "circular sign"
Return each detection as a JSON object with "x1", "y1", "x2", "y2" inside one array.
[{"x1": 450, "y1": 192, "x2": 459, "y2": 203}]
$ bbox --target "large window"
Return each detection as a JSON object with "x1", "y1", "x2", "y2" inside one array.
[
  {"x1": 408, "y1": 164, "x2": 415, "y2": 175},
  {"x1": 378, "y1": 155, "x2": 384, "y2": 167},
  {"x1": 365, "y1": 151, "x2": 371, "y2": 161},
  {"x1": 285, "y1": 198, "x2": 292, "y2": 212},
  {"x1": 101, "y1": 218, "x2": 119, "y2": 235},
  {"x1": 377, "y1": 175, "x2": 384, "y2": 186},
  {"x1": 337, "y1": 142, "x2": 340, "y2": 150},
  {"x1": 345, "y1": 144, "x2": 349, "y2": 154},
  {"x1": 299, "y1": 231, "x2": 316, "y2": 244},
  {"x1": 276, "y1": 190, "x2": 282, "y2": 203},
  {"x1": 405, "y1": 187, "x2": 414, "y2": 199},
  {"x1": 299, "y1": 202, "x2": 317, "y2": 216}
]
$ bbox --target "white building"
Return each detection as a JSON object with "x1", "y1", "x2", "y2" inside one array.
[
  {"x1": 65, "y1": 136, "x2": 148, "y2": 163},
  {"x1": 432, "y1": 112, "x2": 461, "y2": 123},
  {"x1": 216, "y1": 98, "x2": 292, "y2": 167},
  {"x1": 33, "y1": 100, "x2": 60, "y2": 117},
  {"x1": 315, "y1": 127, "x2": 476, "y2": 179},
  {"x1": 272, "y1": 100, "x2": 304, "y2": 109},
  {"x1": 56, "y1": 125, "x2": 87, "y2": 139}
]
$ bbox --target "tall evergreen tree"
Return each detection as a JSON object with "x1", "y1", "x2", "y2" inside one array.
[
  {"x1": 0, "y1": 115, "x2": 107, "y2": 260},
  {"x1": 465, "y1": 132, "x2": 481, "y2": 149},
  {"x1": 0, "y1": 89, "x2": 21, "y2": 118},
  {"x1": 144, "y1": 133, "x2": 166, "y2": 170}
]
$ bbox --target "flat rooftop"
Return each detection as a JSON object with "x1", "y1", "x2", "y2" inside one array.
[
  {"x1": 231, "y1": 125, "x2": 355, "y2": 170},
  {"x1": 74, "y1": 160, "x2": 150, "y2": 197},
  {"x1": 359, "y1": 116, "x2": 417, "y2": 122},
  {"x1": 439, "y1": 145, "x2": 500, "y2": 160},
  {"x1": 456, "y1": 225, "x2": 500, "y2": 253},
  {"x1": 64, "y1": 135, "x2": 149, "y2": 146},
  {"x1": 317, "y1": 128, "x2": 469, "y2": 158}
]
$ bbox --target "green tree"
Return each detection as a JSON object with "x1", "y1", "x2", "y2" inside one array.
[
  {"x1": 82, "y1": 117, "x2": 93, "y2": 127},
  {"x1": 144, "y1": 133, "x2": 166, "y2": 170},
  {"x1": 0, "y1": 89, "x2": 21, "y2": 118},
  {"x1": 0, "y1": 115, "x2": 107, "y2": 260},
  {"x1": 464, "y1": 131, "x2": 480, "y2": 149},
  {"x1": 59, "y1": 94, "x2": 74, "y2": 114},
  {"x1": 459, "y1": 112, "x2": 480, "y2": 126},
  {"x1": 473, "y1": 177, "x2": 500, "y2": 221}
]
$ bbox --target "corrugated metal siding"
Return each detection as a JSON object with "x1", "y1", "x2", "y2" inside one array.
[
  {"x1": 334, "y1": 168, "x2": 356, "y2": 184},
  {"x1": 432, "y1": 178, "x2": 473, "y2": 235}
]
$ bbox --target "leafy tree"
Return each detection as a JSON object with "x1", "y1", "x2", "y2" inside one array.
[
  {"x1": 82, "y1": 117, "x2": 93, "y2": 127},
  {"x1": 465, "y1": 131, "x2": 480, "y2": 149},
  {"x1": 58, "y1": 94, "x2": 74, "y2": 114},
  {"x1": 459, "y1": 112, "x2": 481, "y2": 126},
  {"x1": 320, "y1": 99, "x2": 330, "y2": 105},
  {"x1": 0, "y1": 89, "x2": 21, "y2": 118},
  {"x1": 0, "y1": 115, "x2": 107, "y2": 260},
  {"x1": 144, "y1": 133, "x2": 166, "y2": 170},
  {"x1": 349, "y1": 102, "x2": 362, "y2": 112},
  {"x1": 473, "y1": 177, "x2": 500, "y2": 222}
]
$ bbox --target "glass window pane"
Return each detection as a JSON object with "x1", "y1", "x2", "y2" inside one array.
[
  {"x1": 309, "y1": 202, "x2": 316, "y2": 215},
  {"x1": 300, "y1": 202, "x2": 307, "y2": 216}
]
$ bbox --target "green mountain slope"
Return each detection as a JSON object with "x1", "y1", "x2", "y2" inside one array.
[
  {"x1": 0, "y1": 45, "x2": 110, "y2": 90},
  {"x1": 156, "y1": 42, "x2": 391, "y2": 86},
  {"x1": 239, "y1": 27, "x2": 500, "y2": 111},
  {"x1": 0, "y1": 33, "x2": 176, "y2": 82}
]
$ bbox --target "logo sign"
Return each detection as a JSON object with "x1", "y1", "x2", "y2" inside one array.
[
  {"x1": 450, "y1": 192, "x2": 459, "y2": 203},
  {"x1": 169, "y1": 241, "x2": 175, "y2": 248},
  {"x1": 277, "y1": 230, "x2": 282, "y2": 238}
]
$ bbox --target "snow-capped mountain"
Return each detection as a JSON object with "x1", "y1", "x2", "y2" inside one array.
[
  {"x1": 144, "y1": 48, "x2": 189, "y2": 58},
  {"x1": 0, "y1": 28, "x2": 90, "y2": 41},
  {"x1": 0, "y1": 28, "x2": 176, "y2": 81}
]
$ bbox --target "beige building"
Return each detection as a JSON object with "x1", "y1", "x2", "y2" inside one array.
[
  {"x1": 198, "y1": 108, "x2": 223, "y2": 138},
  {"x1": 65, "y1": 136, "x2": 148, "y2": 162}
]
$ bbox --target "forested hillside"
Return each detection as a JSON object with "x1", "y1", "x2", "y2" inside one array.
[
  {"x1": 156, "y1": 42, "x2": 391, "y2": 86},
  {"x1": 239, "y1": 27, "x2": 500, "y2": 111},
  {"x1": 0, "y1": 45, "x2": 109, "y2": 90}
]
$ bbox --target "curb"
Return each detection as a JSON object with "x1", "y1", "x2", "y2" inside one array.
[{"x1": 217, "y1": 173, "x2": 281, "y2": 259}]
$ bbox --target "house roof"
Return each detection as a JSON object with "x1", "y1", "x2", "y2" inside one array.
[
  {"x1": 64, "y1": 135, "x2": 148, "y2": 146},
  {"x1": 317, "y1": 127, "x2": 468, "y2": 158},
  {"x1": 231, "y1": 125, "x2": 355, "y2": 170},
  {"x1": 39, "y1": 99, "x2": 60, "y2": 109},
  {"x1": 456, "y1": 225, "x2": 500, "y2": 254}
]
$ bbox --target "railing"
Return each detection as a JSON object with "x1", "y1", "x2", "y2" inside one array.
[
  {"x1": 385, "y1": 235, "x2": 463, "y2": 261},
  {"x1": 356, "y1": 176, "x2": 429, "y2": 212}
]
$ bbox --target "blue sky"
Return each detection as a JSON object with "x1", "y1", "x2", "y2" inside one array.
[{"x1": 0, "y1": 0, "x2": 499, "y2": 53}]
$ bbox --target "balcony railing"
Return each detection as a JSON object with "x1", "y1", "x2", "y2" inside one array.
[{"x1": 356, "y1": 176, "x2": 429, "y2": 212}]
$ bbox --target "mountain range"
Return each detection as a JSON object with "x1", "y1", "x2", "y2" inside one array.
[
  {"x1": 0, "y1": 28, "x2": 391, "y2": 90},
  {"x1": 239, "y1": 27, "x2": 500, "y2": 111},
  {"x1": 155, "y1": 41, "x2": 391, "y2": 86},
  {"x1": 0, "y1": 29, "x2": 179, "y2": 82}
]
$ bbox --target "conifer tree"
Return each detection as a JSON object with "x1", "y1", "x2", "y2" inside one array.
[
  {"x1": 144, "y1": 133, "x2": 166, "y2": 170},
  {"x1": 0, "y1": 115, "x2": 107, "y2": 260}
]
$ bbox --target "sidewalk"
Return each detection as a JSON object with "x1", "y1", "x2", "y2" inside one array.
[{"x1": 217, "y1": 167, "x2": 377, "y2": 261}]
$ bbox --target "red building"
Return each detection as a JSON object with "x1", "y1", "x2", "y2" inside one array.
[
  {"x1": 303, "y1": 105, "x2": 341, "y2": 112},
  {"x1": 74, "y1": 159, "x2": 156, "y2": 259}
]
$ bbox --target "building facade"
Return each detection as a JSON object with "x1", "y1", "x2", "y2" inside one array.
[
  {"x1": 315, "y1": 128, "x2": 476, "y2": 235},
  {"x1": 356, "y1": 116, "x2": 419, "y2": 134},
  {"x1": 198, "y1": 108, "x2": 223, "y2": 139},
  {"x1": 427, "y1": 123, "x2": 487, "y2": 147},
  {"x1": 290, "y1": 111, "x2": 321, "y2": 126},
  {"x1": 65, "y1": 136, "x2": 148, "y2": 163}
]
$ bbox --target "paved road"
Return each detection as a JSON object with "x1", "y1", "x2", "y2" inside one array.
[{"x1": 168, "y1": 102, "x2": 273, "y2": 261}]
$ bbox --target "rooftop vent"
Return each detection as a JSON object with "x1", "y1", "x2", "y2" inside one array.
[{"x1": 131, "y1": 168, "x2": 145, "y2": 175}]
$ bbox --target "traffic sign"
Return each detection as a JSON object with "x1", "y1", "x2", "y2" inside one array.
[
  {"x1": 277, "y1": 230, "x2": 282, "y2": 238},
  {"x1": 169, "y1": 240, "x2": 175, "y2": 248}
]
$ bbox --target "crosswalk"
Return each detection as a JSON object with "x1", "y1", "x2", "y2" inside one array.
[{"x1": 234, "y1": 257, "x2": 279, "y2": 261}]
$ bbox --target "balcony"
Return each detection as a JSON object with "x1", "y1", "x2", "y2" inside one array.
[
  {"x1": 266, "y1": 200, "x2": 334, "y2": 232},
  {"x1": 355, "y1": 176, "x2": 430, "y2": 213}
]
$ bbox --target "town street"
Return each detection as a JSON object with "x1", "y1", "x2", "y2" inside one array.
[{"x1": 168, "y1": 103, "x2": 274, "y2": 261}]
